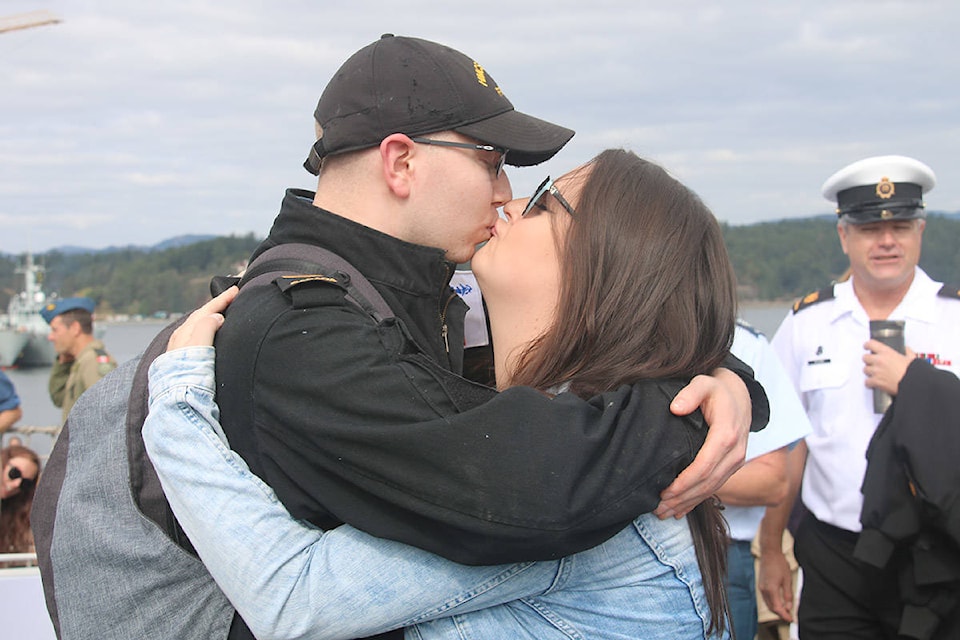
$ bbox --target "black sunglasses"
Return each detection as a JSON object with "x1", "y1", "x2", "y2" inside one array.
[
  {"x1": 8, "y1": 465, "x2": 36, "y2": 491},
  {"x1": 410, "y1": 137, "x2": 507, "y2": 178},
  {"x1": 522, "y1": 176, "x2": 577, "y2": 218}
]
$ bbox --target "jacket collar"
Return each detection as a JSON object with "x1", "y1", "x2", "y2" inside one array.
[
  {"x1": 254, "y1": 189, "x2": 456, "y2": 297},
  {"x1": 834, "y1": 267, "x2": 939, "y2": 325}
]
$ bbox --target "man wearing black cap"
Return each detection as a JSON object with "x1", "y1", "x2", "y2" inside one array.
[
  {"x1": 206, "y1": 34, "x2": 762, "y2": 640},
  {"x1": 43, "y1": 296, "x2": 116, "y2": 423},
  {"x1": 758, "y1": 155, "x2": 960, "y2": 639}
]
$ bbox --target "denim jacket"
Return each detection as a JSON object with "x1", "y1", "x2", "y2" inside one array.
[{"x1": 144, "y1": 348, "x2": 725, "y2": 640}]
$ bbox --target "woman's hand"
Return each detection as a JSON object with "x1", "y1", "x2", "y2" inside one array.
[
  {"x1": 167, "y1": 286, "x2": 239, "y2": 352},
  {"x1": 863, "y1": 339, "x2": 915, "y2": 396}
]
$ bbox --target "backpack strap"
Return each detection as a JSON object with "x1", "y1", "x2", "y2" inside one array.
[
  {"x1": 238, "y1": 243, "x2": 394, "y2": 322},
  {"x1": 129, "y1": 242, "x2": 394, "y2": 549}
]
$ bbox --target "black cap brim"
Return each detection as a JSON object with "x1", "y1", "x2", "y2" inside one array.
[{"x1": 455, "y1": 109, "x2": 574, "y2": 167}]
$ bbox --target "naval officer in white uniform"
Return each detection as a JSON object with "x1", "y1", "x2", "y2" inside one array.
[{"x1": 757, "y1": 155, "x2": 960, "y2": 639}]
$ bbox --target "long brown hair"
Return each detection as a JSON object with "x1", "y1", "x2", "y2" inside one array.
[
  {"x1": 511, "y1": 149, "x2": 736, "y2": 636},
  {"x1": 1, "y1": 444, "x2": 41, "y2": 556}
]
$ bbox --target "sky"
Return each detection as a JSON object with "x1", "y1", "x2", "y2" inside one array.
[{"x1": 2, "y1": 0, "x2": 959, "y2": 254}]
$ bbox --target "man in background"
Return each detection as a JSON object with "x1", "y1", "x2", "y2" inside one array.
[
  {"x1": 718, "y1": 320, "x2": 811, "y2": 640},
  {"x1": 43, "y1": 297, "x2": 116, "y2": 423},
  {"x1": 759, "y1": 155, "x2": 960, "y2": 639}
]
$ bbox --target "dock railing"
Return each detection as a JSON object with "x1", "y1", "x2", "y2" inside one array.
[{"x1": 2, "y1": 424, "x2": 61, "y2": 463}]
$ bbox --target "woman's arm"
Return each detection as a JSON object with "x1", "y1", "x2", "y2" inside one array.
[{"x1": 144, "y1": 345, "x2": 551, "y2": 640}]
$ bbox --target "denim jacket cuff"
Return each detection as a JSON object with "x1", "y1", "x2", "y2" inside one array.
[{"x1": 148, "y1": 347, "x2": 216, "y2": 398}]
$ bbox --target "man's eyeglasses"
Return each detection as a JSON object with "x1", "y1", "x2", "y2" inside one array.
[
  {"x1": 8, "y1": 465, "x2": 36, "y2": 492},
  {"x1": 410, "y1": 137, "x2": 507, "y2": 178},
  {"x1": 522, "y1": 176, "x2": 577, "y2": 218}
]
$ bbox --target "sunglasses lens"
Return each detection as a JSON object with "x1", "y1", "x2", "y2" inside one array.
[
  {"x1": 7, "y1": 465, "x2": 35, "y2": 490},
  {"x1": 522, "y1": 177, "x2": 551, "y2": 217}
]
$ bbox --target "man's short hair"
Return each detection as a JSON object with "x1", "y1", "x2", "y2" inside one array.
[{"x1": 57, "y1": 309, "x2": 94, "y2": 335}]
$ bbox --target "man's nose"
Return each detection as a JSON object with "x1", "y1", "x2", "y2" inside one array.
[{"x1": 493, "y1": 170, "x2": 513, "y2": 208}]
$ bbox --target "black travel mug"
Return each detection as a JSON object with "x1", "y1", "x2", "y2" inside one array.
[{"x1": 869, "y1": 319, "x2": 905, "y2": 413}]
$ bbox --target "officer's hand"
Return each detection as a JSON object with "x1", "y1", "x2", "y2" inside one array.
[
  {"x1": 167, "y1": 286, "x2": 238, "y2": 352},
  {"x1": 759, "y1": 546, "x2": 795, "y2": 622},
  {"x1": 863, "y1": 339, "x2": 915, "y2": 396},
  {"x1": 654, "y1": 368, "x2": 749, "y2": 519}
]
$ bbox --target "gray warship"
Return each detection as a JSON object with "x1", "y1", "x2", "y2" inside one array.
[{"x1": 0, "y1": 253, "x2": 57, "y2": 367}]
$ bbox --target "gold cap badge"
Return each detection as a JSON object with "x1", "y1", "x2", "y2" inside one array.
[{"x1": 876, "y1": 176, "x2": 895, "y2": 200}]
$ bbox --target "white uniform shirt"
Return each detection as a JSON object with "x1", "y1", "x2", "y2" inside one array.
[
  {"x1": 450, "y1": 270, "x2": 490, "y2": 348},
  {"x1": 724, "y1": 323, "x2": 812, "y2": 541},
  {"x1": 772, "y1": 267, "x2": 960, "y2": 532}
]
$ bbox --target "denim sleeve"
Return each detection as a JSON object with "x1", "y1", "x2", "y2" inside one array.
[{"x1": 143, "y1": 348, "x2": 550, "y2": 640}]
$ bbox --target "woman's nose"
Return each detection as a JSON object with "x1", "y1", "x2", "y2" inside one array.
[{"x1": 501, "y1": 198, "x2": 525, "y2": 221}]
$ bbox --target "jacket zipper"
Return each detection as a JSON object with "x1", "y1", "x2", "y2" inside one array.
[{"x1": 440, "y1": 265, "x2": 455, "y2": 354}]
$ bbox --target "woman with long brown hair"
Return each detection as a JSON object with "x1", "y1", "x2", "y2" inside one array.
[
  {"x1": 1, "y1": 444, "x2": 41, "y2": 561},
  {"x1": 144, "y1": 148, "x2": 736, "y2": 638}
]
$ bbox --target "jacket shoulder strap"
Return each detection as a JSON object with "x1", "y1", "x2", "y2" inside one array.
[{"x1": 238, "y1": 243, "x2": 394, "y2": 322}]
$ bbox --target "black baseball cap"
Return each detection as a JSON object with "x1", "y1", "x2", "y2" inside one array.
[{"x1": 304, "y1": 34, "x2": 574, "y2": 175}]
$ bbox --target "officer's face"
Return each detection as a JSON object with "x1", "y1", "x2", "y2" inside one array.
[
  {"x1": 47, "y1": 315, "x2": 78, "y2": 356},
  {"x1": 837, "y1": 218, "x2": 925, "y2": 294}
]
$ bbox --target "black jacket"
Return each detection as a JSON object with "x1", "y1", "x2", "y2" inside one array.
[
  {"x1": 218, "y1": 189, "x2": 771, "y2": 559},
  {"x1": 217, "y1": 189, "x2": 768, "y2": 639},
  {"x1": 856, "y1": 359, "x2": 960, "y2": 639}
]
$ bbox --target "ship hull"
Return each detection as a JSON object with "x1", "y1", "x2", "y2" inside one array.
[
  {"x1": 16, "y1": 333, "x2": 56, "y2": 367},
  {"x1": 0, "y1": 331, "x2": 29, "y2": 368}
]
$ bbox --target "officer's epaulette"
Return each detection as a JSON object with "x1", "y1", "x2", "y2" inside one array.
[
  {"x1": 274, "y1": 274, "x2": 339, "y2": 293},
  {"x1": 274, "y1": 273, "x2": 343, "y2": 310},
  {"x1": 735, "y1": 318, "x2": 764, "y2": 338},
  {"x1": 792, "y1": 285, "x2": 835, "y2": 314},
  {"x1": 937, "y1": 283, "x2": 960, "y2": 300}
]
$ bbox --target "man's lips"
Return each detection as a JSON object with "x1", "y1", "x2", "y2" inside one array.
[{"x1": 870, "y1": 254, "x2": 902, "y2": 264}]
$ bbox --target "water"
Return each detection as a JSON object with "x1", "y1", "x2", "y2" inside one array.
[
  {"x1": 739, "y1": 303, "x2": 791, "y2": 338},
  {"x1": 1, "y1": 305, "x2": 793, "y2": 456},
  {"x1": 2, "y1": 321, "x2": 167, "y2": 454}
]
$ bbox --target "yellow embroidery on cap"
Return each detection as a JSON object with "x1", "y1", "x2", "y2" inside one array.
[
  {"x1": 473, "y1": 62, "x2": 488, "y2": 87},
  {"x1": 876, "y1": 176, "x2": 895, "y2": 200}
]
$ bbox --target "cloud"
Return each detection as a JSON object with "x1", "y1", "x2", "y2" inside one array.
[{"x1": 2, "y1": 0, "x2": 958, "y2": 252}]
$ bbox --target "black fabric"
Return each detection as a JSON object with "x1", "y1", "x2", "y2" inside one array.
[
  {"x1": 796, "y1": 516, "x2": 902, "y2": 639},
  {"x1": 855, "y1": 358, "x2": 960, "y2": 639},
  {"x1": 215, "y1": 189, "x2": 765, "y2": 573},
  {"x1": 836, "y1": 182, "x2": 925, "y2": 222},
  {"x1": 31, "y1": 420, "x2": 69, "y2": 638},
  {"x1": 306, "y1": 34, "x2": 573, "y2": 171},
  {"x1": 127, "y1": 317, "x2": 192, "y2": 548}
]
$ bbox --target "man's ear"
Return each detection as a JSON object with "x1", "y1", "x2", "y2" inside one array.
[
  {"x1": 837, "y1": 222, "x2": 850, "y2": 255},
  {"x1": 379, "y1": 134, "x2": 416, "y2": 199}
]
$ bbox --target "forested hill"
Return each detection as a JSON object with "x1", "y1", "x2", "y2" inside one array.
[
  {"x1": 2, "y1": 215, "x2": 959, "y2": 316},
  {"x1": 723, "y1": 213, "x2": 960, "y2": 300},
  {"x1": 1, "y1": 234, "x2": 261, "y2": 317}
]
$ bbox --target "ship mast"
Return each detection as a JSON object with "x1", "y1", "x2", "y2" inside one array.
[{"x1": 15, "y1": 253, "x2": 44, "y2": 305}]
